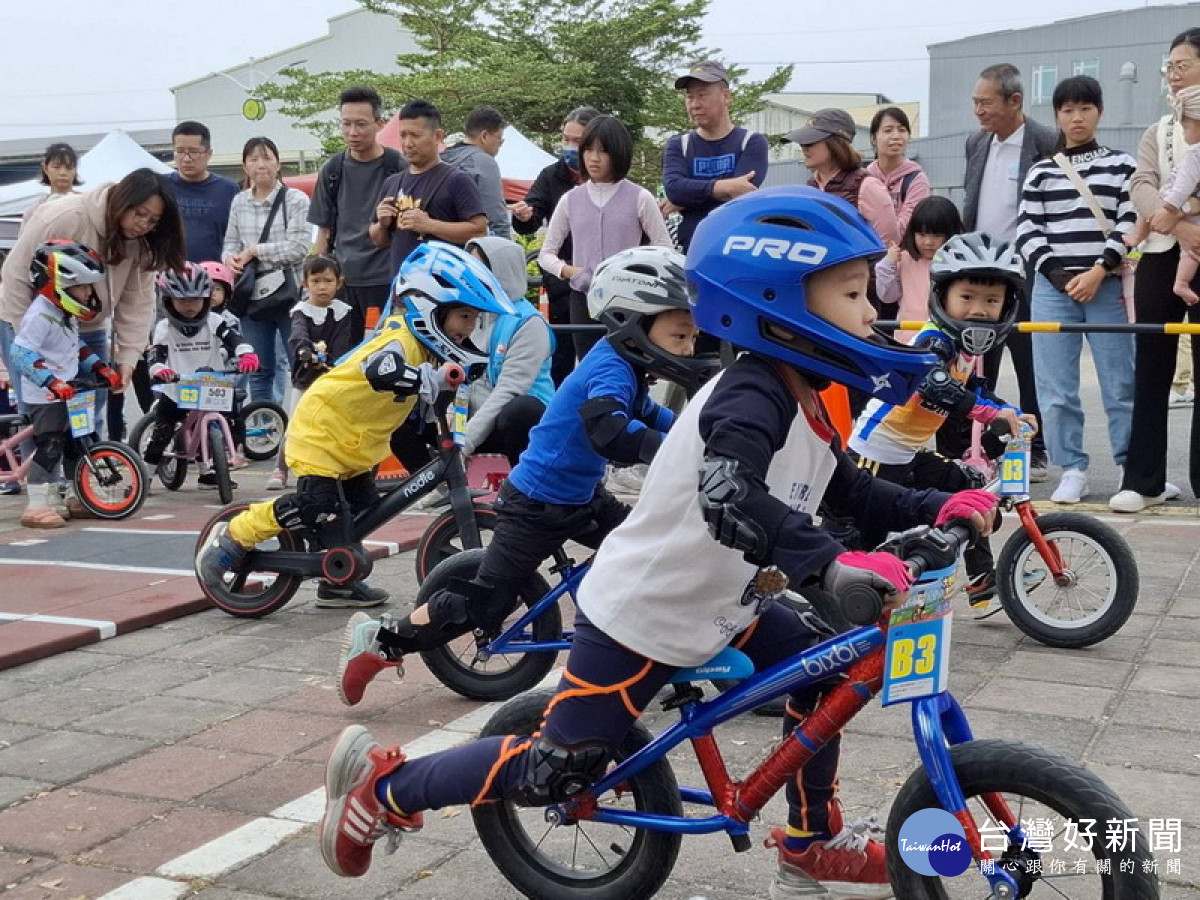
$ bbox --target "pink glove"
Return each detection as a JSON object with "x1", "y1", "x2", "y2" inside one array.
[
  {"x1": 822, "y1": 550, "x2": 913, "y2": 597},
  {"x1": 237, "y1": 353, "x2": 260, "y2": 374},
  {"x1": 151, "y1": 366, "x2": 178, "y2": 383},
  {"x1": 936, "y1": 489, "x2": 998, "y2": 527}
]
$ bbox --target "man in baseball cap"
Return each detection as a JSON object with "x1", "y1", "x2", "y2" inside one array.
[
  {"x1": 673, "y1": 60, "x2": 730, "y2": 89},
  {"x1": 662, "y1": 60, "x2": 768, "y2": 254},
  {"x1": 783, "y1": 108, "x2": 858, "y2": 146}
]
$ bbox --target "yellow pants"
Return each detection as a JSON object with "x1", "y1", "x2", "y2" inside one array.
[{"x1": 227, "y1": 456, "x2": 360, "y2": 549}]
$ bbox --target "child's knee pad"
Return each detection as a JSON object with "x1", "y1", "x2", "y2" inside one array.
[
  {"x1": 32, "y1": 431, "x2": 66, "y2": 475},
  {"x1": 513, "y1": 735, "x2": 610, "y2": 807},
  {"x1": 272, "y1": 491, "x2": 347, "y2": 546}
]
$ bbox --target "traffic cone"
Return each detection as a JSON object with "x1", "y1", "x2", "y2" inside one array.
[{"x1": 538, "y1": 286, "x2": 550, "y2": 320}]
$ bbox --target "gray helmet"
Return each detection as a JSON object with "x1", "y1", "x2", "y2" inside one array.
[
  {"x1": 929, "y1": 232, "x2": 1025, "y2": 356},
  {"x1": 587, "y1": 247, "x2": 712, "y2": 391},
  {"x1": 157, "y1": 263, "x2": 212, "y2": 338}
]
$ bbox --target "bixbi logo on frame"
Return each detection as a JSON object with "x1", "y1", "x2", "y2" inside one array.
[{"x1": 896, "y1": 808, "x2": 973, "y2": 877}]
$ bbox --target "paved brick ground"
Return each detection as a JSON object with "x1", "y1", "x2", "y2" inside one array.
[{"x1": 0, "y1": 512, "x2": 1196, "y2": 898}]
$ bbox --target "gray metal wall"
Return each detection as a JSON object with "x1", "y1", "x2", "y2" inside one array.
[{"x1": 927, "y1": 4, "x2": 1200, "y2": 137}]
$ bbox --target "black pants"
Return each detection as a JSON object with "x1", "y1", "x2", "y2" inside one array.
[
  {"x1": 1123, "y1": 247, "x2": 1200, "y2": 495},
  {"x1": 27, "y1": 402, "x2": 80, "y2": 484},
  {"x1": 386, "y1": 603, "x2": 841, "y2": 837},
  {"x1": 469, "y1": 396, "x2": 546, "y2": 467},
  {"x1": 568, "y1": 290, "x2": 603, "y2": 361},
  {"x1": 546, "y1": 283, "x2": 577, "y2": 386},
  {"x1": 851, "y1": 449, "x2": 993, "y2": 579},
  {"x1": 105, "y1": 359, "x2": 154, "y2": 442},
  {"x1": 344, "y1": 283, "x2": 391, "y2": 346},
  {"x1": 288, "y1": 470, "x2": 379, "y2": 548},
  {"x1": 982, "y1": 289, "x2": 1045, "y2": 455}
]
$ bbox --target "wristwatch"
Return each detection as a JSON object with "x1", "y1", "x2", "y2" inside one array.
[{"x1": 1094, "y1": 256, "x2": 1118, "y2": 273}]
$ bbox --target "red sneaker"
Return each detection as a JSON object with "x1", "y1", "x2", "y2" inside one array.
[
  {"x1": 318, "y1": 725, "x2": 422, "y2": 877},
  {"x1": 337, "y1": 613, "x2": 403, "y2": 706},
  {"x1": 766, "y1": 817, "x2": 892, "y2": 899}
]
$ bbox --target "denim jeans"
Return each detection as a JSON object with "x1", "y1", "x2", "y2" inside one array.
[
  {"x1": 1030, "y1": 273, "x2": 1134, "y2": 472},
  {"x1": 239, "y1": 311, "x2": 291, "y2": 405}
]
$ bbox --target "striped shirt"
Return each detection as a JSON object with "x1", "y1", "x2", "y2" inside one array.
[{"x1": 1015, "y1": 141, "x2": 1135, "y2": 277}]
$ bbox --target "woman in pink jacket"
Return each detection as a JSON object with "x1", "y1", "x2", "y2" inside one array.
[
  {"x1": 786, "y1": 107, "x2": 899, "y2": 249},
  {"x1": 866, "y1": 106, "x2": 931, "y2": 236}
]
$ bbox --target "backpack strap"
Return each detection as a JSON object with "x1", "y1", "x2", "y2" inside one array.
[
  {"x1": 322, "y1": 150, "x2": 348, "y2": 250},
  {"x1": 898, "y1": 170, "x2": 919, "y2": 204}
]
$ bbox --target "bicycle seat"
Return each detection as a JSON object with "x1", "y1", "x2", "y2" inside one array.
[
  {"x1": 0, "y1": 413, "x2": 29, "y2": 431},
  {"x1": 669, "y1": 647, "x2": 755, "y2": 684}
]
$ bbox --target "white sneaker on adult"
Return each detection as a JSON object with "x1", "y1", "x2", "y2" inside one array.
[
  {"x1": 1109, "y1": 489, "x2": 1163, "y2": 513},
  {"x1": 606, "y1": 464, "x2": 647, "y2": 495},
  {"x1": 1169, "y1": 390, "x2": 1194, "y2": 408},
  {"x1": 1051, "y1": 469, "x2": 1088, "y2": 504},
  {"x1": 1165, "y1": 481, "x2": 1182, "y2": 500}
]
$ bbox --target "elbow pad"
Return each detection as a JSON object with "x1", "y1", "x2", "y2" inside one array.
[
  {"x1": 580, "y1": 395, "x2": 661, "y2": 464},
  {"x1": 9, "y1": 344, "x2": 53, "y2": 387},
  {"x1": 916, "y1": 367, "x2": 975, "y2": 419},
  {"x1": 697, "y1": 454, "x2": 771, "y2": 563},
  {"x1": 363, "y1": 348, "x2": 422, "y2": 398}
]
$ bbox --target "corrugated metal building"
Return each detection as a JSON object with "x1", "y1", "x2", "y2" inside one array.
[{"x1": 910, "y1": 3, "x2": 1200, "y2": 194}]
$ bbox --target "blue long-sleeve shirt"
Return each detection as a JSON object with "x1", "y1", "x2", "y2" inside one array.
[
  {"x1": 509, "y1": 339, "x2": 672, "y2": 504},
  {"x1": 662, "y1": 127, "x2": 768, "y2": 250}
]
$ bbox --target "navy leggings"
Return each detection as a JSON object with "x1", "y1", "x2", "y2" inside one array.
[{"x1": 382, "y1": 602, "x2": 843, "y2": 836}]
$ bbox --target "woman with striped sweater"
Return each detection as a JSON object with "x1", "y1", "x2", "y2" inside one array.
[{"x1": 1016, "y1": 75, "x2": 1137, "y2": 505}]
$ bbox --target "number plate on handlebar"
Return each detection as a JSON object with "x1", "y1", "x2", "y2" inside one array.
[
  {"x1": 881, "y1": 563, "x2": 956, "y2": 706},
  {"x1": 178, "y1": 374, "x2": 236, "y2": 412},
  {"x1": 66, "y1": 391, "x2": 96, "y2": 438}
]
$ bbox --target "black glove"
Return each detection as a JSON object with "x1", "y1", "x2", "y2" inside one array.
[
  {"x1": 877, "y1": 525, "x2": 963, "y2": 574},
  {"x1": 917, "y1": 367, "x2": 976, "y2": 418}
]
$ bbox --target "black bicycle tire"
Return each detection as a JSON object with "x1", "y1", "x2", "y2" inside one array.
[
  {"x1": 418, "y1": 549, "x2": 561, "y2": 701},
  {"x1": 72, "y1": 441, "x2": 147, "y2": 519},
  {"x1": 129, "y1": 412, "x2": 187, "y2": 491},
  {"x1": 413, "y1": 506, "x2": 499, "y2": 582},
  {"x1": 194, "y1": 503, "x2": 302, "y2": 618},
  {"x1": 996, "y1": 512, "x2": 1139, "y2": 648},
  {"x1": 473, "y1": 689, "x2": 683, "y2": 900},
  {"x1": 208, "y1": 421, "x2": 233, "y2": 505},
  {"x1": 241, "y1": 400, "x2": 288, "y2": 461},
  {"x1": 886, "y1": 738, "x2": 1158, "y2": 899}
]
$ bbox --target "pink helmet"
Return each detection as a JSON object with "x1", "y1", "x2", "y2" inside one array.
[{"x1": 198, "y1": 261, "x2": 234, "y2": 294}]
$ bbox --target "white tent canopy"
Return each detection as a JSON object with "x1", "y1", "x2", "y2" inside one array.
[
  {"x1": 0, "y1": 129, "x2": 172, "y2": 218},
  {"x1": 495, "y1": 126, "x2": 556, "y2": 181}
]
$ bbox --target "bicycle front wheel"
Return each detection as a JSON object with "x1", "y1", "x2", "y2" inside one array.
[
  {"x1": 208, "y1": 421, "x2": 233, "y2": 504},
  {"x1": 996, "y1": 512, "x2": 1138, "y2": 648},
  {"x1": 194, "y1": 503, "x2": 302, "y2": 618},
  {"x1": 473, "y1": 689, "x2": 683, "y2": 900},
  {"x1": 413, "y1": 505, "x2": 498, "y2": 581},
  {"x1": 886, "y1": 739, "x2": 1158, "y2": 899},
  {"x1": 73, "y1": 441, "x2": 147, "y2": 519}
]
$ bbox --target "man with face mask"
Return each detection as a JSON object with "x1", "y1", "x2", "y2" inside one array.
[{"x1": 510, "y1": 106, "x2": 600, "y2": 384}]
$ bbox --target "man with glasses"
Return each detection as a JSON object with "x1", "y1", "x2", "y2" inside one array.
[
  {"x1": 961, "y1": 63, "x2": 1058, "y2": 481},
  {"x1": 167, "y1": 121, "x2": 240, "y2": 263},
  {"x1": 309, "y1": 86, "x2": 406, "y2": 343}
]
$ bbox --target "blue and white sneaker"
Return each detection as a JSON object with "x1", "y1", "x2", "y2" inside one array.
[{"x1": 195, "y1": 521, "x2": 248, "y2": 587}]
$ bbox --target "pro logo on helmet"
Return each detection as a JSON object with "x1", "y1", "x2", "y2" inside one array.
[{"x1": 721, "y1": 236, "x2": 829, "y2": 265}]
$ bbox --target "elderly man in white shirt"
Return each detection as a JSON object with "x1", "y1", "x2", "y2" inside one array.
[{"x1": 960, "y1": 62, "x2": 1058, "y2": 480}]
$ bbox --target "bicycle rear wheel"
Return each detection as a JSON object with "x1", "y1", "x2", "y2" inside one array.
[
  {"x1": 886, "y1": 739, "x2": 1158, "y2": 899},
  {"x1": 129, "y1": 413, "x2": 186, "y2": 490},
  {"x1": 72, "y1": 441, "x2": 147, "y2": 519},
  {"x1": 241, "y1": 401, "x2": 287, "y2": 460},
  {"x1": 195, "y1": 503, "x2": 302, "y2": 617},
  {"x1": 418, "y1": 549, "x2": 561, "y2": 701},
  {"x1": 473, "y1": 689, "x2": 683, "y2": 900}
]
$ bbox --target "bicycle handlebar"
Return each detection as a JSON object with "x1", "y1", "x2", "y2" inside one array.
[{"x1": 838, "y1": 522, "x2": 975, "y2": 626}]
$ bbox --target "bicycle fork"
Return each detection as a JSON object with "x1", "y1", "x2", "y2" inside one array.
[{"x1": 1013, "y1": 501, "x2": 1069, "y2": 586}]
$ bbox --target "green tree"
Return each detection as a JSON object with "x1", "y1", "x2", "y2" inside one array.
[{"x1": 259, "y1": 0, "x2": 791, "y2": 185}]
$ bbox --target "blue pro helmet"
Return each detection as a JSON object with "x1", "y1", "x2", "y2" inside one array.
[
  {"x1": 685, "y1": 185, "x2": 939, "y2": 405},
  {"x1": 394, "y1": 241, "x2": 516, "y2": 369}
]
